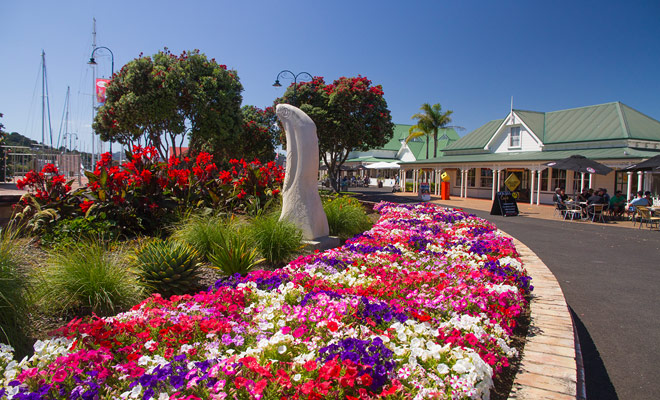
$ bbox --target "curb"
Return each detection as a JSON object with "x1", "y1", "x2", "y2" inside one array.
[{"x1": 502, "y1": 232, "x2": 578, "y2": 400}]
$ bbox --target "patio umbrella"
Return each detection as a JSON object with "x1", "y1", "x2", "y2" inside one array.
[
  {"x1": 544, "y1": 155, "x2": 613, "y2": 175},
  {"x1": 625, "y1": 154, "x2": 660, "y2": 171},
  {"x1": 366, "y1": 161, "x2": 400, "y2": 169}
]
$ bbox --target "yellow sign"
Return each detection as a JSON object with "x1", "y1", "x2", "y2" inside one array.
[
  {"x1": 505, "y1": 173, "x2": 521, "y2": 191},
  {"x1": 512, "y1": 192, "x2": 518, "y2": 199},
  {"x1": 441, "y1": 171, "x2": 450, "y2": 182}
]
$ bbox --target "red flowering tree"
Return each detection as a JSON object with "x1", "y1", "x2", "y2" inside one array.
[
  {"x1": 93, "y1": 49, "x2": 244, "y2": 161},
  {"x1": 239, "y1": 105, "x2": 278, "y2": 162},
  {"x1": 275, "y1": 76, "x2": 394, "y2": 192}
]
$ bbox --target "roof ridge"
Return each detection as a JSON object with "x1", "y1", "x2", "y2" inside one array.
[
  {"x1": 615, "y1": 102, "x2": 632, "y2": 139},
  {"x1": 545, "y1": 101, "x2": 619, "y2": 114},
  {"x1": 619, "y1": 102, "x2": 660, "y2": 125},
  {"x1": 513, "y1": 109, "x2": 544, "y2": 114}
]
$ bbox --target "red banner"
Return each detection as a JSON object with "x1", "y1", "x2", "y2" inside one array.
[{"x1": 96, "y1": 78, "x2": 111, "y2": 104}]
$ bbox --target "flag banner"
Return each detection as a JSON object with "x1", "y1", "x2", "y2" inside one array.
[{"x1": 96, "y1": 78, "x2": 111, "y2": 104}]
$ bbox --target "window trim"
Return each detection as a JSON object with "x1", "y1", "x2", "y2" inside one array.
[{"x1": 509, "y1": 126, "x2": 521, "y2": 149}]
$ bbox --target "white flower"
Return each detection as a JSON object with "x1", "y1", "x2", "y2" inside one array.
[
  {"x1": 277, "y1": 345, "x2": 287, "y2": 354},
  {"x1": 436, "y1": 363, "x2": 449, "y2": 375},
  {"x1": 452, "y1": 358, "x2": 473, "y2": 374}
]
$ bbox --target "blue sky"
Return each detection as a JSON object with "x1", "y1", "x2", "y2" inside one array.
[{"x1": 1, "y1": 0, "x2": 659, "y2": 153}]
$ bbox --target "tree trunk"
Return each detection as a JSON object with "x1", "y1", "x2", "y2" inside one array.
[{"x1": 433, "y1": 130, "x2": 438, "y2": 159}]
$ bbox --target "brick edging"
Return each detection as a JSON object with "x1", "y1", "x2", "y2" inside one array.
[{"x1": 501, "y1": 231, "x2": 578, "y2": 400}]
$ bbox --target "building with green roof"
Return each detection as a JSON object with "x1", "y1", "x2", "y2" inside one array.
[
  {"x1": 398, "y1": 102, "x2": 660, "y2": 203},
  {"x1": 341, "y1": 124, "x2": 458, "y2": 186}
]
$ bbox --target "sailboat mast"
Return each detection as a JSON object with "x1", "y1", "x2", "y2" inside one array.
[
  {"x1": 41, "y1": 50, "x2": 45, "y2": 146},
  {"x1": 65, "y1": 87, "x2": 70, "y2": 151}
]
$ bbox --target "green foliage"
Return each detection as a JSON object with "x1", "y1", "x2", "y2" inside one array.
[
  {"x1": 32, "y1": 241, "x2": 143, "y2": 318},
  {"x1": 275, "y1": 76, "x2": 394, "y2": 192},
  {"x1": 40, "y1": 216, "x2": 120, "y2": 249},
  {"x1": 170, "y1": 213, "x2": 230, "y2": 260},
  {"x1": 130, "y1": 238, "x2": 202, "y2": 297},
  {"x1": 247, "y1": 212, "x2": 303, "y2": 266},
  {"x1": 323, "y1": 195, "x2": 373, "y2": 240},
  {"x1": 409, "y1": 103, "x2": 458, "y2": 159},
  {"x1": 240, "y1": 105, "x2": 278, "y2": 162},
  {"x1": 208, "y1": 229, "x2": 264, "y2": 276},
  {"x1": 0, "y1": 224, "x2": 30, "y2": 356},
  {"x1": 93, "y1": 49, "x2": 244, "y2": 161}
]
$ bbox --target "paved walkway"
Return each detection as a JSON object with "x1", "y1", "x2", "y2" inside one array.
[{"x1": 349, "y1": 187, "x2": 659, "y2": 399}]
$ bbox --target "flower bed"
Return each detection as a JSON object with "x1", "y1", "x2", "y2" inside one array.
[{"x1": 0, "y1": 202, "x2": 532, "y2": 399}]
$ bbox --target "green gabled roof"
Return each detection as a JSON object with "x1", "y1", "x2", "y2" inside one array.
[
  {"x1": 445, "y1": 119, "x2": 503, "y2": 150},
  {"x1": 544, "y1": 102, "x2": 625, "y2": 143},
  {"x1": 515, "y1": 110, "x2": 545, "y2": 140},
  {"x1": 379, "y1": 124, "x2": 411, "y2": 151},
  {"x1": 400, "y1": 147, "x2": 660, "y2": 165},
  {"x1": 619, "y1": 103, "x2": 660, "y2": 141},
  {"x1": 445, "y1": 102, "x2": 660, "y2": 152}
]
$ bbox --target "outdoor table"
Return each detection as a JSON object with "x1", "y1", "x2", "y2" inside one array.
[{"x1": 564, "y1": 201, "x2": 583, "y2": 220}]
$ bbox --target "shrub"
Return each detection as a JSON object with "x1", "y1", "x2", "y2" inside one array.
[
  {"x1": 130, "y1": 238, "x2": 202, "y2": 297},
  {"x1": 40, "y1": 216, "x2": 120, "y2": 249},
  {"x1": 32, "y1": 241, "x2": 143, "y2": 317},
  {"x1": 323, "y1": 195, "x2": 373, "y2": 240},
  {"x1": 247, "y1": 212, "x2": 303, "y2": 266},
  {"x1": 0, "y1": 225, "x2": 30, "y2": 356},
  {"x1": 12, "y1": 147, "x2": 285, "y2": 237},
  {"x1": 208, "y1": 229, "x2": 263, "y2": 276}
]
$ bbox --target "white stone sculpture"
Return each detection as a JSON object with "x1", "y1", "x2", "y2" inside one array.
[{"x1": 276, "y1": 104, "x2": 329, "y2": 240}]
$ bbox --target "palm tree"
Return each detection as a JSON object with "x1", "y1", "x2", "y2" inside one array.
[
  {"x1": 405, "y1": 123, "x2": 433, "y2": 159},
  {"x1": 408, "y1": 103, "x2": 457, "y2": 159}
]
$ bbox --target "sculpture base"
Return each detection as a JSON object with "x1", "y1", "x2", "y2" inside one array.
[{"x1": 304, "y1": 236, "x2": 341, "y2": 252}]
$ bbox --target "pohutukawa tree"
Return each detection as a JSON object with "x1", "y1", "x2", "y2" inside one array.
[
  {"x1": 274, "y1": 76, "x2": 394, "y2": 192},
  {"x1": 93, "y1": 49, "x2": 244, "y2": 162}
]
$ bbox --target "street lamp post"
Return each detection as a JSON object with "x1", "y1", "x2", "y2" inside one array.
[
  {"x1": 272, "y1": 70, "x2": 313, "y2": 106},
  {"x1": 88, "y1": 46, "x2": 115, "y2": 158}
]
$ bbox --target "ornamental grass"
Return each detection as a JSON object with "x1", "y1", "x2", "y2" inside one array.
[
  {"x1": 0, "y1": 202, "x2": 532, "y2": 399},
  {"x1": 323, "y1": 195, "x2": 373, "y2": 240},
  {"x1": 246, "y1": 211, "x2": 303, "y2": 266},
  {"x1": 31, "y1": 240, "x2": 144, "y2": 318}
]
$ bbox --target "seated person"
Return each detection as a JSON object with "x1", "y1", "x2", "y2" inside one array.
[
  {"x1": 553, "y1": 188, "x2": 568, "y2": 211},
  {"x1": 627, "y1": 190, "x2": 650, "y2": 216},
  {"x1": 644, "y1": 191, "x2": 653, "y2": 205},
  {"x1": 609, "y1": 190, "x2": 626, "y2": 216},
  {"x1": 587, "y1": 189, "x2": 606, "y2": 218},
  {"x1": 601, "y1": 188, "x2": 611, "y2": 205},
  {"x1": 587, "y1": 189, "x2": 606, "y2": 205},
  {"x1": 577, "y1": 187, "x2": 590, "y2": 202}
]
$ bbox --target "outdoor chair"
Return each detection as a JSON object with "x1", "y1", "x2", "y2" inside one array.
[
  {"x1": 553, "y1": 202, "x2": 566, "y2": 218},
  {"x1": 587, "y1": 204, "x2": 606, "y2": 223},
  {"x1": 563, "y1": 203, "x2": 582, "y2": 221},
  {"x1": 636, "y1": 206, "x2": 660, "y2": 230}
]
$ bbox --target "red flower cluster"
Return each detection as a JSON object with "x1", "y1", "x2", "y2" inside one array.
[{"x1": 16, "y1": 163, "x2": 71, "y2": 203}]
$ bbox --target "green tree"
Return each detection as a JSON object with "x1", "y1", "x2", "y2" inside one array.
[
  {"x1": 275, "y1": 76, "x2": 394, "y2": 192},
  {"x1": 406, "y1": 103, "x2": 458, "y2": 159},
  {"x1": 239, "y1": 105, "x2": 277, "y2": 162},
  {"x1": 93, "y1": 49, "x2": 244, "y2": 162}
]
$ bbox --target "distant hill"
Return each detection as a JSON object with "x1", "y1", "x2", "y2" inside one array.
[{"x1": 4, "y1": 132, "x2": 38, "y2": 148}]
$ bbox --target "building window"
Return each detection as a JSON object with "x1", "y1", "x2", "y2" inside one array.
[
  {"x1": 467, "y1": 168, "x2": 476, "y2": 187},
  {"x1": 541, "y1": 168, "x2": 549, "y2": 191},
  {"x1": 573, "y1": 171, "x2": 587, "y2": 193},
  {"x1": 551, "y1": 169, "x2": 566, "y2": 191},
  {"x1": 480, "y1": 168, "x2": 493, "y2": 187},
  {"x1": 455, "y1": 170, "x2": 461, "y2": 187},
  {"x1": 510, "y1": 127, "x2": 521, "y2": 148}
]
